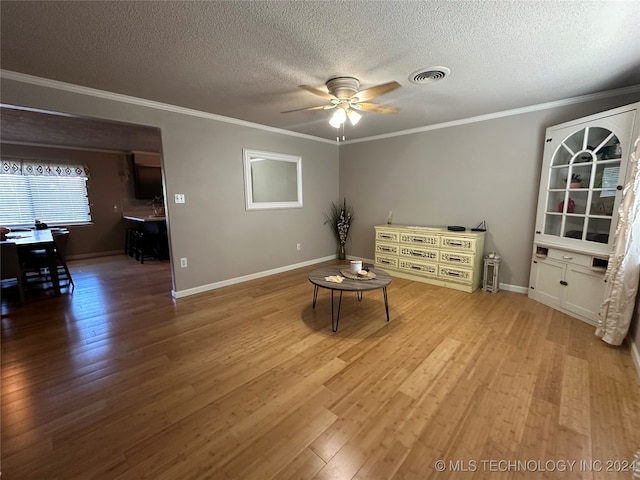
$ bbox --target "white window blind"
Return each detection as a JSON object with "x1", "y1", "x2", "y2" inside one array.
[{"x1": 0, "y1": 175, "x2": 91, "y2": 227}]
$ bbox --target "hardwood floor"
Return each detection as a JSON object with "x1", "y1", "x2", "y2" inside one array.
[{"x1": 2, "y1": 256, "x2": 639, "y2": 479}]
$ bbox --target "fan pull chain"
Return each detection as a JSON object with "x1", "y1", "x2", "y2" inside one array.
[{"x1": 335, "y1": 120, "x2": 347, "y2": 142}]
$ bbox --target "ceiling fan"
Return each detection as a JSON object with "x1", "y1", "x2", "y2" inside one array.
[{"x1": 283, "y1": 77, "x2": 401, "y2": 128}]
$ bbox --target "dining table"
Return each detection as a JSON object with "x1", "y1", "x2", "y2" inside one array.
[{"x1": 5, "y1": 229, "x2": 61, "y2": 296}]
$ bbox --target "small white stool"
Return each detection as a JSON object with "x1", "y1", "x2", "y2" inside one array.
[{"x1": 483, "y1": 257, "x2": 501, "y2": 293}]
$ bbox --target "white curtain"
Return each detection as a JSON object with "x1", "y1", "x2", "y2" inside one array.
[{"x1": 596, "y1": 137, "x2": 640, "y2": 345}]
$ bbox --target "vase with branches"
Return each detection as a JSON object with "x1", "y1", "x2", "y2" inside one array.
[{"x1": 324, "y1": 198, "x2": 354, "y2": 260}]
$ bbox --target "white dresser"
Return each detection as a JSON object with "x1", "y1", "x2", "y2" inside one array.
[{"x1": 374, "y1": 225, "x2": 485, "y2": 293}]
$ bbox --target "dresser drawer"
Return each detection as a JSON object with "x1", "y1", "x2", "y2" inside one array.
[
  {"x1": 400, "y1": 233, "x2": 439, "y2": 247},
  {"x1": 441, "y1": 236, "x2": 476, "y2": 252},
  {"x1": 375, "y1": 242, "x2": 399, "y2": 255},
  {"x1": 545, "y1": 248, "x2": 595, "y2": 267},
  {"x1": 439, "y1": 250, "x2": 474, "y2": 267},
  {"x1": 438, "y1": 264, "x2": 474, "y2": 284},
  {"x1": 400, "y1": 245, "x2": 438, "y2": 261},
  {"x1": 376, "y1": 230, "x2": 399, "y2": 243},
  {"x1": 399, "y1": 259, "x2": 438, "y2": 277},
  {"x1": 375, "y1": 254, "x2": 398, "y2": 269}
]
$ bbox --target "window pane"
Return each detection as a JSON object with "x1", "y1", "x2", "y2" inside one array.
[
  {"x1": 0, "y1": 175, "x2": 91, "y2": 227},
  {"x1": 29, "y1": 176, "x2": 91, "y2": 224},
  {"x1": 0, "y1": 175, "x2": 35, "y2": 225}
]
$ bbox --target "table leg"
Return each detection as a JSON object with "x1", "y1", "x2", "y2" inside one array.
[
  {"x1": 357, "y1": 291, "x2": 362, "y2": 302},
  {"x1": 383, "y1": 286, "x2": 389, "y2": 322},
  {"x1": 312, "y1": 285, "x2": 318, "y2": 308},
  {"x1": 47, "y1": 244, "x2": 61, "y2": 296},
  {"x1": 331, "y1": 290, "x2": 343, "y2": 332}
]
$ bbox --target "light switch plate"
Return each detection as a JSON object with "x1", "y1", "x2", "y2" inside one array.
[{"x1": 175, "y1": 193, "x2": 185, "y2": 204}]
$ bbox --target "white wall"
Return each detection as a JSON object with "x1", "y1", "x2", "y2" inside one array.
[
  {"x1": 339, "y1": 93, "x2": 640, "y2": 288},
  {"x1": 1, "y1": 77, "x2": 339, "y2": 295}
]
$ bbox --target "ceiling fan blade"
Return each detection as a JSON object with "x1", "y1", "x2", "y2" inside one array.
[
  {"x1": 282, "y1": 104, "x2": 336, "y2": 114},
  {"x1": 356, "y1": 102, "x2": 400, "y2": 114},
  {"x1": 353, "y1": 81, "x2": 401, "y2": 102},
  {"x1": 299, "y1": 85, "x2": 338, "y2": 101}
]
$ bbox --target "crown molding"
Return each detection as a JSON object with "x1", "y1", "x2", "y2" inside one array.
[
  {"x1": 0, "y1": 70, "x2": 336, "y2": 145},
  {"x1": 3, "y1": 69, "x2": 639, "y2": 147},
  {"x1": 342, "y1": 84, "x2": 640, "y2": 144}
]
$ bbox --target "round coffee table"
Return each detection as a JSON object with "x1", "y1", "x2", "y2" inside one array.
[{"x1": 308, "y1": 265, "x2": 392, "y2": 332}]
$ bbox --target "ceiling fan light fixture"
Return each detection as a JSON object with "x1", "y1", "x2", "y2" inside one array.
[
  {"x1": 329, "y1": 108, "x2": 347, "y2": 128},
  {"x1": 288, "y1": 76, "x2": 401, "y2": 136},
  {"x1": 347, "y1": 109, "x2": 362, "y2": 126}
]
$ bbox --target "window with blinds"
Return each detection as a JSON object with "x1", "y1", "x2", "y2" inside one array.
[{"x1": 0, "y1": 175, "x2": 91, "y2": 227}]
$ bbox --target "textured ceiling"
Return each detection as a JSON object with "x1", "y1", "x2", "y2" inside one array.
[{"x1": 2, "y1": 1, "x2": 640, "y2": 141}]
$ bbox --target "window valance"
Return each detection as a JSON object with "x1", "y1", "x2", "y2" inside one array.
[{"x1": 1, "y1": 158, "x2": 90, "y2": 178}]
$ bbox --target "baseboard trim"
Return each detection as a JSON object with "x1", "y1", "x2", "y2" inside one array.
[
  {"x1": 171, "y1": 254, "x2": 530, "y2": 299},
  {"x1": 67, "y1": 250, "x2": 123, "y2": 261},
  {"x1": 172, "y1": 255, "x2": 336, "y2": 299},
  {"x1": 500, "y1": 283, "x2": 528, "y2": 294}
]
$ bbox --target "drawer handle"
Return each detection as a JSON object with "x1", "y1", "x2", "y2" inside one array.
[
  {"x1": 379, "y1": 234, "x2": 394, "y2": 240},
  {"x1": 380, "y1": 246, "x2": 394, "y2": 252},
  {"x1": 411, "y1": 237, "x2": 425, "y2": 243},
  {"x1": 447, "y1": 241, "x2": 464, "y2": 246},
  {"x1": 379, "y1": 259, "x2": 391, "y2": 264},
  {"x1": 562, "y1": 255, "x2": 573, "y2": 260},
  {"x1": 411, "y1": 250, "x2": 426, "y2": 257},
  {"x1": 411, "y1": 265, "x2": 422, "y2": 270},
  {"x1": 446, "y1": 271, "x2": 462, "y2": 277},
  {"x1": 448, "y1": 256, "x2": 463, "y2": 262}
]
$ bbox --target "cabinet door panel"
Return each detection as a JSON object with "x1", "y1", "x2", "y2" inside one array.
[
  {"x1": 563, "y1": 265, "x2": 605, "y2": 322},
  {"x1": 530, "y1": 259, "x2": 565, "y2": 306}
]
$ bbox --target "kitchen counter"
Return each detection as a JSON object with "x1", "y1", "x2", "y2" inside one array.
[
  {"x1": 122, "y1": 213, "x2": 169, "y2": 260},
  {"x1": 122, "y1": 214, "x2": 166, "y2": 222}
]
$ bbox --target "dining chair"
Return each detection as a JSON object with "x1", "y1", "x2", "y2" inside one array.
[
  {"x1": 22, "y1": 229, "x2": 74, "y2": 291},
  {"x1": 51, "y1": 230, "x2": 74, "y2": 289},
  {"x1": 1, "y1": 241, "x2": 26, "y2": 304}
]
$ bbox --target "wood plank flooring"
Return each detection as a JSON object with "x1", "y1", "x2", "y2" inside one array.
[{"x1": 2, "y1": 256, "x2": 639, "y2": 479}]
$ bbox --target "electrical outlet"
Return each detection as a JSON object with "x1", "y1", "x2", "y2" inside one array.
[
  {"x1": 180, "y1": 257, "x2": 188, "y2": 268},
  {"x1": 297, "y1": 243, "x2": 301, "y2": 251},
  {"x1": 175, "y1": 194, "x2": 186, "y2": 204}
]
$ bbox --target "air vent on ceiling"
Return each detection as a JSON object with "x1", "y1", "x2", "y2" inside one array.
[{"x1": 409, "y1": 66, "x2": 451, "y2": 84}]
